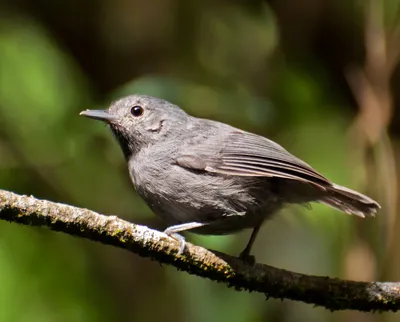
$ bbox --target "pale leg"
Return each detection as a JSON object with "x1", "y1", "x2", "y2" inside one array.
[{"x1": 164, "y1": 222, "x2": 206, "y2": 254}]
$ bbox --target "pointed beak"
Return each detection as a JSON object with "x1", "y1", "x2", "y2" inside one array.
[{"x1": 79, "y1": 109, "x2": 119, "y2": 122}]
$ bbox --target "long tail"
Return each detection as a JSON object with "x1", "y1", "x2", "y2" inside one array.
[{"x1": 320, "y1": 183, "x2": 380, "y2": 217}]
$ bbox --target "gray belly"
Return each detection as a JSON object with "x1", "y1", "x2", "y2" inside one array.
[{"x1": 133, "y1": 165, "x2": 284, "y2": 235}]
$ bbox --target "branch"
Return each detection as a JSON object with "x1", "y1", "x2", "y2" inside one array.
[{"x1": 0, "y1": 189, "x2": 399, "y2": 312}]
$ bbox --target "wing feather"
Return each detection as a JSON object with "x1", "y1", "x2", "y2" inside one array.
[
  {"x1": 175, "y1": 127, "x2": 380, "y2": 217},
  {"x1": 177, "y1": 130, "x2": 331, "y2": 189}
]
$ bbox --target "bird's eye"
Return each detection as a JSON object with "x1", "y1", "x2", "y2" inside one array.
[{"x1": 130, "y1": 106, "x2": 144, "y2": 117}]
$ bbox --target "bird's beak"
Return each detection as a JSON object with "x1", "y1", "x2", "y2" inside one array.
[{"x1": 79, "y1": 109, "x2": 119, "y2": 122}]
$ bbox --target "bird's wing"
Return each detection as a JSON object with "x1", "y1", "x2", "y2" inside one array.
[{"x1": 176, "y1": 130, "x2": 331, "y2": 190}]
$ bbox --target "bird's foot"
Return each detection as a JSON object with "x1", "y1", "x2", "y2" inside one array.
[
  {"x1": 163, "y1": 222, "x2": 205, "y2": 255},
  {"x1": 239, "y1": 251, "x2": 256, "y2": 266},
  {"x1": 164, "y1": 229, "x2": 186, "y2": 255}
]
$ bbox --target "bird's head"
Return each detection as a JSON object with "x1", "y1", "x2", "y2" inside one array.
[{"x1": 80, "y1": 95, "x2": 188, "y2": 158}]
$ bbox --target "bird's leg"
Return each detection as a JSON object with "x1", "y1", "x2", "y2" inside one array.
[
  {"x1": 239, "y1": 224, "x2": 262, "y2": 264},
  {"x1": 164, "y1": 222, "x2": 206, "y2": 254}
]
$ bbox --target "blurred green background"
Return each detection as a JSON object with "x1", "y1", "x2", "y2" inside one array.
[{"x1": 0, "y1": 0, "x2": 399, "y2": 321}]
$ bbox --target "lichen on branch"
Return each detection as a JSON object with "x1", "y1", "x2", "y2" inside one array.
[{"x1": 0, "y1": 189, "x2": 399, "y2": 312}]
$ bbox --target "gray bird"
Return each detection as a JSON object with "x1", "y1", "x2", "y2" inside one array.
[{"x1": 80, "y1": 95, "x2": 380, "y2": 260}]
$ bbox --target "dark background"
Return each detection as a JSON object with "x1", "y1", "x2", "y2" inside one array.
[{"x1": 0, "y1": 0, "x2": 399, "y2": 321}]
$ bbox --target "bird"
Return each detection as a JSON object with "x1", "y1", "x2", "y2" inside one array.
[{"x1": 80, "y1": 95, "x2": 380, "y2": 260}]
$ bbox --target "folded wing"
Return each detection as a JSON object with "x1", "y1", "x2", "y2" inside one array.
[
  {"x1": 177, "y1": 131, "x2": 330, "y2": 190},
  {"x1": 176, "y1": 130, "x2": 380, "y2": 217}
]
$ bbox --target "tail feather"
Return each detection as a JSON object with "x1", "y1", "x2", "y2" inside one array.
[{"x1": 320, "y1": 184, "x2": 380, "y2": 218}]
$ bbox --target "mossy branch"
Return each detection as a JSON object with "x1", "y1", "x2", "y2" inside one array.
[{"x1": 0, "y1": 189, "x2": 398, "y2": 312}]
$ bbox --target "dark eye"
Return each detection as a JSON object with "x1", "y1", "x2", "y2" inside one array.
[{"x1": 130, "y1": 105, "x2": 144, "y2": 117}]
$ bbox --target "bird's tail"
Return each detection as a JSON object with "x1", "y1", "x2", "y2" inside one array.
[{"x1": 320, "y1": 183, "x2": 380, "y2": 217}]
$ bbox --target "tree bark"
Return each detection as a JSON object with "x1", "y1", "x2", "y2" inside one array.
[{"x1": 0, "y1": 189, "x2": 399, "y2": 312}]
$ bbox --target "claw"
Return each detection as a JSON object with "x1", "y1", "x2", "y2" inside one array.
[
  {"x1": 164, "y1": 230, "x2": 186, "y2": 255},
  {"x1": 239, "y1": 252, "x2": 256, "y2": 266}
]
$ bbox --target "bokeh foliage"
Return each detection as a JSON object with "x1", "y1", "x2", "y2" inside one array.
[{"x1": 0, "y1": 1, "x2": 399, "y2": 321}]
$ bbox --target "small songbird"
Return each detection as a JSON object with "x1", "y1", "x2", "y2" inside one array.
[{"x1": 80, "y1": 95, "x2": 380, "y2": 260}]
